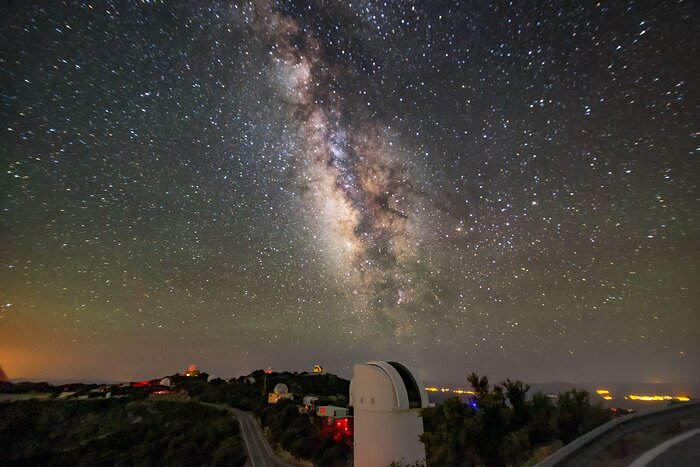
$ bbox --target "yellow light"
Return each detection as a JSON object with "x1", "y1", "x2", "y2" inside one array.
[
  {"x1": 626, "y1": 394, "x2": 692, "y2": 402},
  {"x1": 425, "y1": 387, "x2": 439, "y2": 392},
  {"x1": 596, "y1": 389, "x2": 610, "y2": 395},
  {"x1": 603, "y1": 396, "x2": 612, "y2": 400}
]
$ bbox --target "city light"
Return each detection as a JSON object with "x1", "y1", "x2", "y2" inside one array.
[
  {"x1": 425, "y1": 387, "x2": 475, "y2": 395},
  {"x1": 625, "y1": 395, "x2": 691, "y2": 402}
]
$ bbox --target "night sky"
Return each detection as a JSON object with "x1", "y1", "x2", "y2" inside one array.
[{"x1": 1, "y1": 1, "x2": 698, "y2": 384}]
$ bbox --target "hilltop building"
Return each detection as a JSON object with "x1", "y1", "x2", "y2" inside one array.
[
  {"x1": 303, "y1": 396, "x2": 319, "y2": 413},
  {"x1": 268, "y1": 382, "x2": 294, "y2": 404},
  {"x1": 350, "y1": 361, "x2": 430, "y2": 467},
  {"x1": 316, "y1": 405, "x2": 349, "y2": 420},
  {"x1": 182, "y1": 364, "x2": 200, "y2": 377}
]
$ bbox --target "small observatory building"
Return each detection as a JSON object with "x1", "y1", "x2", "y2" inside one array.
[
  {"x1": 350, "y1": 361, "x2": 430, "y2": 467},
  {"x1": 268, "y1": 382, "x2": 294, "y2": 404}
]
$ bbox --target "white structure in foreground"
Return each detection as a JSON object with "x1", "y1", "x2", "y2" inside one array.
[{"x1": 350, "y1": 361, "x2": 430, "y2": 467}]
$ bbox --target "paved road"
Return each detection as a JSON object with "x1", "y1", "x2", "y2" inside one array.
[
  {"x1": 630, "y1": 428, "x2": 700, "y2": 467},
  {"x1": 201, "y1": 403, "x2": 291, "y2": 467}
]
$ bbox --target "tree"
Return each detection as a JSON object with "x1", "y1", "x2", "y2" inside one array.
[
  {"x1": 467, "y1": 372, "x2": 490, "y2": 395},
  {"x1": 212, "y1": 436, "x2": 247, "y2": 467},
  {"x1": 530, "y1": 392, "x2": 558, "y2": 445},
  {"x1": 502, "y1": 379, "x2": 533, "y2": 430},
  {"x1": 420, "y1": 375, "x2": 612, "y2": 466},
  {"x1": 499, "y1": 427, "x2": 531, "y2": 466},
  {"x1": 420, "y1": 397, "x2": 478, "y2": 467},
  {"x1": 557, "y1": 389, "x2": 590, "y2": 443},
  {"x1": 556, "y1": 389, "x2": 610, "y2": 444}
]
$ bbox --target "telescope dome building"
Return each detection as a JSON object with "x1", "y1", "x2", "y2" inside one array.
[
  {"x1": 350, "y1": 361, "x2": 430, "y2": 467},
  {"x1": 268, "y1": 382, "x2": 294, "y2": 404}
]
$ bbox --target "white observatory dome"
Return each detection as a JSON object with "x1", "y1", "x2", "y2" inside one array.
[
  {"x1": 350, "y1": 361, "x2": 429, "y2": 467},
  {"x1": 273, "y1": 383, "x2": 289, "y2": 394}
]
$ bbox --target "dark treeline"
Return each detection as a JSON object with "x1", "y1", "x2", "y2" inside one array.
[
  {"x1": 420, "y1": 373, "x2": 612, "y2": 466},
  {"x1": 0, "y1": 399, "x2": 246, "y2": 467}
]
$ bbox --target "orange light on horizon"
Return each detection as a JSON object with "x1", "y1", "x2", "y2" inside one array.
[
  {"x1": 625, "y1": 394, "x2": 691, "y2": 402},
  {"x1": 425, "y1": 387, "x2": 476, "y2": 395}
]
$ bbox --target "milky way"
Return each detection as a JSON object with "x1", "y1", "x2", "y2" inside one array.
[
  {"x1": 0, "y1": 1, "x2": 698, "y2": 383},
  {"x1": 249, "y1": 1, "x2": 437, "y2": 335}
]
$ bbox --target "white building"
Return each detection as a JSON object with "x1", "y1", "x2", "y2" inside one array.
[
  {"x1": 316, "y1": 405, "x2": 349, "y2": 418},
  {"x1": 303, "y1": 395, "x2": 318, "y2": 406},
  {"x1": 302, "y1": 396, "x2": 319, "y2": 413},
  {"x1": 268, "y1": 382, "x2": 294, "y2": 404},
  {"x1": 350, "y1": 361, "x2": 430, "y2": 467}
]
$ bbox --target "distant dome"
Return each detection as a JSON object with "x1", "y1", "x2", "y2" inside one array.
[{"x1": 273, "y1": 383, "x2": 289, "y2": 394}]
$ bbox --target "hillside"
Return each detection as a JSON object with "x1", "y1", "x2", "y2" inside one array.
[{"x1": 0, "y1": 399, "x2": 246, "y2": 467}]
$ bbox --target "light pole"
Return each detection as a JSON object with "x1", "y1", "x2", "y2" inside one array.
[{"x1": 263, "y1": 367, "x2": 273, "y2": 398}]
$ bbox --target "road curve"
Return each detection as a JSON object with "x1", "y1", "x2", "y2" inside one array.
[
  {"x1": 630, "y1": 428, "x2": 700, "y2": 467},
  {"x1": 200, "y1": 402, "x2": 291, "y2": 467}
]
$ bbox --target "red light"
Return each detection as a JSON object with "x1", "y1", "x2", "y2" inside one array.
[{"x1": 324, "y1": 417, "x2": 352, "y2": 443}]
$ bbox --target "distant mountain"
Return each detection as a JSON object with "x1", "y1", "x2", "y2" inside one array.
[{"x1": 0, "y1": 366, "x2": 7, "y2": 382}]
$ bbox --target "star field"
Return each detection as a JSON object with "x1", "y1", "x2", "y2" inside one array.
[{"x1": 1, "y1": 0, "x2": 698, "y2": 383}]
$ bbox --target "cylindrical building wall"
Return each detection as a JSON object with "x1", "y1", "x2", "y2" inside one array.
[
  {"x1": 354, "y1": 409, "x2": 426, "y2": 467},
  {"x1": 351, "y1": 362, "x2": 428, "y2": 467}
]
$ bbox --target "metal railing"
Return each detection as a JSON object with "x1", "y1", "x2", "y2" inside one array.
[{"x1": 536, "y1": 400, "x2": 700, "y2": 467}]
